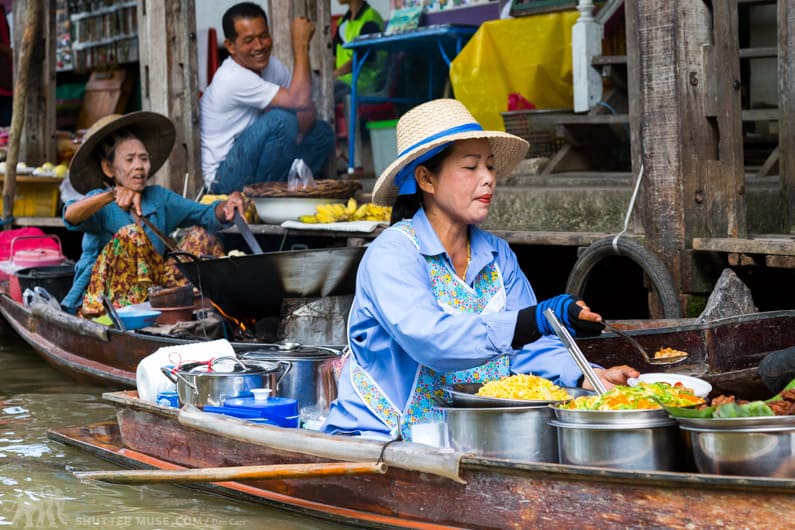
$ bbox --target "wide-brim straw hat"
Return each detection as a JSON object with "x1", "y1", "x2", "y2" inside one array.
[
  {"x1": 69, "y1": 111, "x2": 176, "y2": 194},
  {"x1": 371, "y1": 99, "x2": 529, "y2": 206}
]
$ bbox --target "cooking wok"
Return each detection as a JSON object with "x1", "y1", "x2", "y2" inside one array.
[{"x1": 171, "y1": 246, "x2": 365, "y2": 322}]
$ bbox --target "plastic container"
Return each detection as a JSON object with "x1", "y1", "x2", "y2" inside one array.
[
  {"x1": 222, "y1": 395, "x2": 300, "y2": 428},
  {"x1": 12, "y1": 264, "x2": 75, "y2": 303},
  {"x1": 366, "y1": 119, "x2": 398, "y2": 177},
  {"x1": 116, "y1": 308, "x2": 161, "y2": 330},
  {"x1": 0, "y1": 175, "x2": 62, "y2": 217},
  {"x1": 156, "y1": 390, "x2": 179, "y2": 408}
]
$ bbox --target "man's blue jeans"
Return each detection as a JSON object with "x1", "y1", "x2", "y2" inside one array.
[{"x1": 210, "y1": 109, "x2": 335, "y2": 194}]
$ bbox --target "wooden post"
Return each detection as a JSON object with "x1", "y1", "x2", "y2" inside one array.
[
  {"x1": 137, "y1": 0, "x2": 202, "y2": 197},
  {"x1": 3, "y1": 0, "x2": 42, "y2": 226},
  {"x1": 267, "y1": 0, "x2": 334, "y2": 123},
  {"x1": 781, "y1": 0, "x2": 795, "y2": 233},
  {"x1": 625, "y1": 1, "x2": 746, "y2": 315}
]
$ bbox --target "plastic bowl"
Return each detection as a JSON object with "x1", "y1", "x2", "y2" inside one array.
[
  {"x1": 628, "y1": 373, "x2": 712, "y2": 398},
  {"x1": 252, "y1": 197, "x2": 338, "y2": 224},
  {"x1": 116, "y1": 308, "x2": 161, "y2": 330}
]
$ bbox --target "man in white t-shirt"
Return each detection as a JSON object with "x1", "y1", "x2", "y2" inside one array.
[{"x1": 200, "y1": 2, "x2": 335, "y2": 194}]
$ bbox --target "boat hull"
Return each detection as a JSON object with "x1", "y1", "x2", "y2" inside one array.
[{"x1": 51, "y1": 391, "x2": 795, "y2": 530}]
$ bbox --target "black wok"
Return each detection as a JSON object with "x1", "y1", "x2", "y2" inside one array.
[{"x1": 171, "y1": 246, "x2": 365, "y2": 322}]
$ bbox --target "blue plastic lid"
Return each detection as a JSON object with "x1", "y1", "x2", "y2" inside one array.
[
  {"x1": 202, "y1": 405, "x2": 261, "y2": 419},
  {"x1": 223, "y1": 396, "x2": 297, "y2": 414}
]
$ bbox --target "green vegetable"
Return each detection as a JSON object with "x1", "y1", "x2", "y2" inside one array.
[
  {"x1": 662, "y1": 404, "x2": 715, "y2": 418},
  {"x1": 740, "y1": 401, "x2": 774, "y2": 417},
  {"x1": 714, "y1": 402, "x2": 743, "y2": 418},
  {"x1": 714, "y1": 401, "x2": 774, "y2": 418}
]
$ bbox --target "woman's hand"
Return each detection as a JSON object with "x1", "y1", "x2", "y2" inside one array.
[
  {"x1": 582, "y1": 365, "x2": 640, "y2": 391},
  {"x1": 113, "y1": 185, "x2": 143, "y2": 216},
  {"x1": 218, "y1": 191, "x2": 246, "y2": 222}
]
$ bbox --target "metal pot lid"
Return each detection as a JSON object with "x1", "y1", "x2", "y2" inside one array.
[
  {"x1": 178, "y1": 358, "x2": 282, "y2": 375},
  {"x1": 240, "y1": 342, "x2": 341, "y2": 360}
]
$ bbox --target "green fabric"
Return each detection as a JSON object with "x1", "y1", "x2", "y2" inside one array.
[{"x1": 336, "y1": 5, "x2": 386, "y2": 93}]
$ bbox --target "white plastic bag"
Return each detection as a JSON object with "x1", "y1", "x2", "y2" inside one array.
[
  {"x1": 287, "y1": 158, "x2": 315, "y2": 191},
  {"x1": 23, "y1": 286, "x2": 62, "y2": 311}
]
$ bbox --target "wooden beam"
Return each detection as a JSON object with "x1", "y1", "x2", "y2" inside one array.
[
  {"x1": 267, "y1": 1, "x2": 334, "y2": 124},
  {"x1": 15, "y1": 0, "x2": 55, "y2": 167},
  {"x1": 137, "y1": 0, "x2": 201, "y2": 197},
  {"x1": 692, "y1": 236, "x2": 795, "y2": 255},
  {"x1": 625, "y1": 1, "x2": 748, "y2": 315},
  {"x1": 780, "y1": 0, "x2": 795, "y2": 231}
]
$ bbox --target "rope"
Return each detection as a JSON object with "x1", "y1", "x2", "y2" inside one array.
[
  {"x1": 612, "y1": 163, "x2": 644, "y2": 255},
  {"x1": 377, "y1": 438, "x2": 402, "y2": 466}
]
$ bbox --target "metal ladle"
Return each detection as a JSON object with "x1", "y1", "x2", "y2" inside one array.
[
  {"x1": 602, "y1": 321, "x2": 688, "y2": 366},
  {"x1": 544, "y1": 309, "x2": 607, "y2": 395}
]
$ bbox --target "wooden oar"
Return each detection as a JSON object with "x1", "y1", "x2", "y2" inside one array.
[{"x1": 74, "y1": 461, "x2": 386, "y2": 484}]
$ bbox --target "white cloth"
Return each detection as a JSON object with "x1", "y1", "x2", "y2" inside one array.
[{"x1": 200, "y1": 56, "x2": 292, "y2": 188}]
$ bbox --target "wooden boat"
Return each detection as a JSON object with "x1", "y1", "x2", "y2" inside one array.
[
  {"x1": 2, "y1": 286, "x2": 795, "y2": 398},
  {"x1": 0, "y1": 290, "x2": 267, "y2": 387},
  {"x1": 49, "y1": 390, "x2": 795, "y2": 529}
]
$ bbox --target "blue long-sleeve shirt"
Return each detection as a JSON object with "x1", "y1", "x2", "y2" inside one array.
[
  {"x1": 61, "y1": 185, "x2": 225, "y2": 312},
  {"x1": 324, "y1": 208, "x2": 585, "y2": 438}
]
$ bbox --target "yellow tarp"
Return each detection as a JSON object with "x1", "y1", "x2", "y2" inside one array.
[{"x1": 450, "y1": 11, "x2": 579, "y2": 131}]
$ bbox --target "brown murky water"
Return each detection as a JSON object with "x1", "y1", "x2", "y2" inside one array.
[{"x1": 0, "y1": 322, "x2": 346, "y2": 529}]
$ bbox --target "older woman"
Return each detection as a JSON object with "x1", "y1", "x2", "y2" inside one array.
[
  {"x1": 323, "y1": 99, "x2": 638, "y2": 441},
  {"x1": 62, "y1": 111, "x2": 245, "y2": 317}
]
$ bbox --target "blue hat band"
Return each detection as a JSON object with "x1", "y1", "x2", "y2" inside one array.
[{"x1": 396, "y1": 122, "x2": 484, "y2": 158}]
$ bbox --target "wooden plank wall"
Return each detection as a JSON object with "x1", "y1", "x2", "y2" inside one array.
[
  {"x1": 15, "y1": 0, "x2": 56, "y2": 166},
  {"x1": 137, "y1": 0, "x2": 202, "y2": 198},
  {"x1": 781, "y1": 0, "x2": 795, "y2": 232},
  {"x1": 626, "y1": 1, "x2": 747, "y2": 312}
]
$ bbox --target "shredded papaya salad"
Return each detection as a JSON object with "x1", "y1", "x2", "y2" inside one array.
[{"x1": 560, "y1": 382, "x2": 704, "y2": 410}]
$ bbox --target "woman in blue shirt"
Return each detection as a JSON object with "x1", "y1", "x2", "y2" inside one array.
[
  {"x1": 324, "y1": 99, "x2": 638, "y2": 441},
  {"x1": 62, "y1": 111, "x2": 245, "y2": 316}
]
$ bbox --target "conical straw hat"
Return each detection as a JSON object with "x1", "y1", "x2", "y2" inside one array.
[{"x1": 69, "y1": 111, "x2": 176, "y2": 194}]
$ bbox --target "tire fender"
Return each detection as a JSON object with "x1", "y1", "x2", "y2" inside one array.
[{"x1": 565, "y1": 236, "x2": 682, "y2": 318}]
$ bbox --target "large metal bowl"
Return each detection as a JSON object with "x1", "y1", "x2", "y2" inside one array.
[
  {"x1": 677, "y1": 416, "x2": 795, "y2": 477},
  {"x1": 443, "y1": 383, "x2": 592, "y2": 408}
]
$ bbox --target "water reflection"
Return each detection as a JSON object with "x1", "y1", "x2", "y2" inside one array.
[{"x1": 0, "y1": 323, "x2": 344, "y2": 529}]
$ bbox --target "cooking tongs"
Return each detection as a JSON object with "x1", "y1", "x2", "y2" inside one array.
[{"x1": 544, "y1": 309, "x2": 607, "y2": 395}]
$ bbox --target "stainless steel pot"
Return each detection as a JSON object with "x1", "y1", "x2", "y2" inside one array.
[
  {"x1": 439, "y1": 388, "x2": 593, "y2": 462},
  {"x1": 162, "y1": 357, "x2": 290, "y2": 408},
  {"x1": 677, "y1": 416, "x2": 795, "y2": 477},
  {"x1": 240, "y1": 343, "x2": 342, "y2": 413},
  {"x1": 442, "y1": 405, "x2": 559, "y2": 462},
  {"x1": 549, "y1": 407, "x2": 690, "y2": 471}
]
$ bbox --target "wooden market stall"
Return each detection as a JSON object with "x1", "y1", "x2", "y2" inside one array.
[{"x1": 4, "y1": 0, "x2": 795, "y2": 317}]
